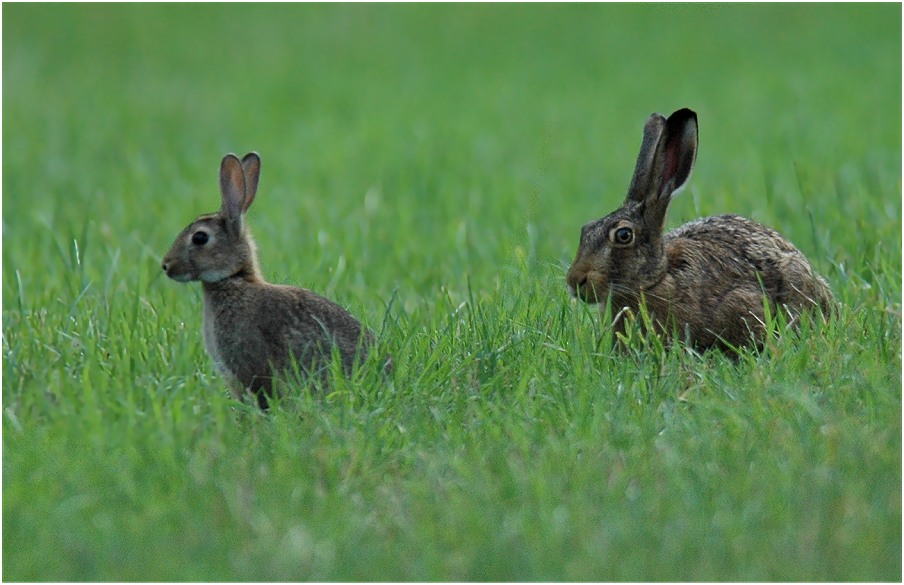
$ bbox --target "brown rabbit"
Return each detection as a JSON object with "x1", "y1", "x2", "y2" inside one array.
[
  {"x1": 162, "y1": 152, "x2": 384, "y2": 408},
  {"x1": 566, "y1": 108, "x2": 834, "y2": 352}
]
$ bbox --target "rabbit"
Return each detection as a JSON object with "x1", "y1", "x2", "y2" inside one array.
[
  {"x1": 566, "y1": 108, "x2": 834, "y2": 353},
  {"x1": 162, "y1": 152, "x2": 385, "y2": 408}
]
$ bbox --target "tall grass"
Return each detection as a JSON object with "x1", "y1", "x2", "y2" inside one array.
[{"x1": 3, "y1": 4, "x2": 900, "y2": 580}]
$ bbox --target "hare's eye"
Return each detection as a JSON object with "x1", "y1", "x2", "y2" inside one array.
[
  {"x1": 613, "y1": 227, "x2": 634, "y2": 245},
  {"x1": 191, "y1": 231, "x2": 209, "y2": 246}
]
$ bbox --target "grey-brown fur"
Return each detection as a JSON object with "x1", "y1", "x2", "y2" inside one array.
[
  {"x1": 566, "y1": 108, "x2": 834, "y2": 352},
  {"x1": 162, "y1": 152, "x2": 382, "y2": 407}
]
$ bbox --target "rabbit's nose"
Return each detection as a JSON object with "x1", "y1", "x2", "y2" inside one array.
[{"x1": 162, "y1": 261, "x2": 170, "y2": 274}]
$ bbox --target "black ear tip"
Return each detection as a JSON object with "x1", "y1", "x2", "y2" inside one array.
[
  {"x1": 242, "y1": 151, "x2": 261, "y2": 164},
  {"x1": 670, "y1": 108, "x2": 697, "y2": 123}
]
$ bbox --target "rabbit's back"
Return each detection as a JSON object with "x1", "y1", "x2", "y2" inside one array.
[{"x1": 202, "y1": 279, "x2": 373, "y2": 397}]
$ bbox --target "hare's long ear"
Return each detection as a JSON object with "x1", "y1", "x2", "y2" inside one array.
[
  {"x1": 625, "y1": 113, "x2": 667, "y2": 204},
  {"x1": 240, "y1": 152, "x2": 261, "y2": 212},
  {"x1": 643, "y1": 108, "x2": 698, "y2": 228},
  {"x1": 650, "y1": 108, "x2": 697, "y2": 202},
  {"x1": 219, "y1": 153, "x2": 247, "y2": 234}
]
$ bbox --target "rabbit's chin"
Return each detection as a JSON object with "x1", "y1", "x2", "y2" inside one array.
[
  {"x1": 164, "y1": 267, "x2": 232, "y2": 283},
  {"x1": 199, "y1": 268, "x2": 233, "y2": 283}
]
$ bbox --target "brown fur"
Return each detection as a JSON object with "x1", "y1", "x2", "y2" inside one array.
[
  {"x1": 566, "y1": 109, "x2": 834, "y2": 353},
  {"x1": 162, "y1": 152, "x2": 383, "y2": 407}
]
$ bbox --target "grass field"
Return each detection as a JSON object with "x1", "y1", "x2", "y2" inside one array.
[{"x1": 3, "y1": 4, "x2": 901, "y2": 581}]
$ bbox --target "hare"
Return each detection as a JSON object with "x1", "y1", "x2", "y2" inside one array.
[
  {"x1": 566, "y1": 108, "x2": 834, "y2": 353},
  {"x1": 162, "y1": 152, "x2": 384, "y2": 408}
]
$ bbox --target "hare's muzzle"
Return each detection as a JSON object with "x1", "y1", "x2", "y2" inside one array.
[
  {"x1": 567, "y1": 265, "x2": 603, "y2": 304},
  {"x1": 567, "y1": 275, "x2": 586, "y2": 298},
  {"x1": 566, "y1": 266, "x2": 587, "y2": 297}
]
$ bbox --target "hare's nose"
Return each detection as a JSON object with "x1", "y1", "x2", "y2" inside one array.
[
  {"x1": 572, "y1": 277, "x2": 588, "y2": 297},
  {"x1": 161, "y1": 261, "x2": 170, "y2": 274},
  {"x1": 566, "y1": 269, "x2": 587, "y2": 292}
]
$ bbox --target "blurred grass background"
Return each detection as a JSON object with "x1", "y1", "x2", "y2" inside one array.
[{"x1": 3, "y1": 4, "x2": 901, "y2": 580}]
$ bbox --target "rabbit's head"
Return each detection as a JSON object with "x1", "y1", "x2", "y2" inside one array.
[
  {"x1": 566, "y1": 109, "x2": 697, "y2": 304},
  {"x1": 163, "y1": 153, "x2": 262, "y2": 283}
]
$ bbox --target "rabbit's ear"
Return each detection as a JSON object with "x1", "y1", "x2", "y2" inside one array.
[
  {"x1": 240, "y1": 152, "x2": 261, "y2": 212},
  {"x1": 650, "y1": 108, "x2": 697, "y2": 202},
  {"x1": 625, "y1": 113, "x2": 667, "y2": 204},
  {"x1": 219, "y1": 153, "x2": 247, "y2": 233}
]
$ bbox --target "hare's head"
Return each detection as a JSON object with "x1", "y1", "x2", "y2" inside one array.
[
  {"x1": 566, "y1": 108, "x2": 698, "y2": 304},
  {"x1": 162, "y1": 152, "x2": 262, "y2": 283}
]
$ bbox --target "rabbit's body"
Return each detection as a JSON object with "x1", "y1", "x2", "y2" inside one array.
[
  {"x1": 567, "y1": 109, "x2": 834, "y2": 352},
  {"x1": 201, "y1": 276, "x2": 374, "y2": 401},
  {"x1": 163, "y1": 153, "x2": 380, "y2": 407}
]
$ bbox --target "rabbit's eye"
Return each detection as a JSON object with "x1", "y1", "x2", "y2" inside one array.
[
  {"x1": 612, "y1": 226, "x2": 634, "y2": 245},
  {"x1": 192, "y1": 231, "x2": 209, "y2": 246}
]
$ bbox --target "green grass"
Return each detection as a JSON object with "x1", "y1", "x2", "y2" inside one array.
[{"x1": 3, "y1": 4, "x2": 901, "y2": 581}]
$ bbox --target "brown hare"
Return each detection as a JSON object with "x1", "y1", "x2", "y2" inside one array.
[
  {"x1": 162, "y1": 152, "x2": 383, "y2": 408},
  {"x1": 566, "y1": 108, "x2": 834, "y2": 353}
]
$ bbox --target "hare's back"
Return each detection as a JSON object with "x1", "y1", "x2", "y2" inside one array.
[
  {"x1": 664, "y1": 214, "x2": 832, "y2": 312},
  {"x1": 666, "y1": 214, "x2": 808, "y2": 266},
  {"x1": 667, "y1": 214, "x2": 787, "y2": 249}
]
